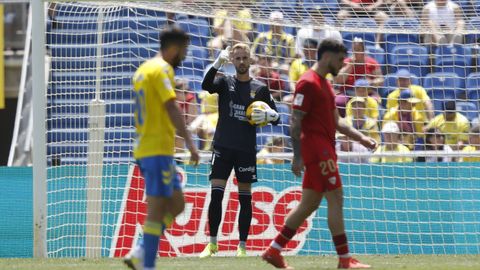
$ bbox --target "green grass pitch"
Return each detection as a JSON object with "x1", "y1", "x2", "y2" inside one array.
[{"x1": 1, "y1": 255, "x2": 479, "y2": 270}]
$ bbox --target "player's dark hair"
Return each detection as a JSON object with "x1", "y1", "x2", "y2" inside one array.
[
  {"x1": 425, "y1": 128, "x2": 444, "y2": 142},
  {"x1": 317, "y1": 39, "x2": 347, "y2": 61},
  {"x1": 470, "y1": 124, "x2": 480, "y2": 134},
  {"x1": 160, "y1": 26, "x2": 190, "y2": 50}
]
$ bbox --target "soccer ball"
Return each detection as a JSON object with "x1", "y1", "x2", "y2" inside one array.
[{"x1": 246, "y1": 101, "x2": 270, "y2": 127}]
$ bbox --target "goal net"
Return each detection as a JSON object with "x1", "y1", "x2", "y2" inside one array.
[{"x1": 40, "y1": 0, "x2": 480, "y2": 258}]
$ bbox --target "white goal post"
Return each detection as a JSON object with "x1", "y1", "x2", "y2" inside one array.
[{"x1": 33, "y1": 0, "x2": 480, "y2": 258}]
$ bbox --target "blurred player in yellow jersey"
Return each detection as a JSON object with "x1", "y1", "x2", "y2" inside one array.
[{"x1": 124, "y1": 27, "x2": 199, "y2": 270}]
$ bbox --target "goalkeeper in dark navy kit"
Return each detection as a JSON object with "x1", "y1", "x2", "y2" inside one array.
[{"x1": 199, "y1": 43, "x2": 280, "y2": 258}]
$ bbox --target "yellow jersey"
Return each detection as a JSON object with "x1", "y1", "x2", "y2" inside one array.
[
  {"x1": 345, "y1": 96, "x2": 379, "y2": 120},
  {"x1": 289, "y1": 59, "x2": 333, "y2": 87},
  {"x1": 425, "y1": 113, "x2": 470, "y2": 146},
  {"x1": 132, "y1": 57, "x2": 176, "y2": 159},
  {"x1": 252, "y1": 31, "x2": 296, "y2": 60},
  {"x1": 386, "y1": 85, "x2": 431, "y2": 119},
  {"x1": 382, "y1": 106, "x2": 427, "y2": 149},
  {"x1": 344, "y1": 116, "x2": 381, "y2": 144},
  {"x1": 214, "y1": 9, "x2": 252, "y2": 31},
  {"x1": 370, "y1": 144, "x2": 413, "y2": 163},
  {"x1": 289, "y1": 58, "x2": 309, "y2": 84},
  {"x1": 461, "y1": 145, "x2": 480, "y2": 162}
]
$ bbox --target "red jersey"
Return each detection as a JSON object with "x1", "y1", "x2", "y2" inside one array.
[
  {"x1": 257, "y1": 70, "x2": 285, "y2": 91},
  {"x1": 340, "y1": 56, "x2": 379, "y2": 92},
  {"x1": 292, "y1": 69, "x2": 337, "y2": 150}
]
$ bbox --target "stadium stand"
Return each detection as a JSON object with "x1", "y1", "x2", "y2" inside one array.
[
  {"x1": 341, "y1": 18, "x2": 377, "y2": 50},
  {"x1": 46, "y1": 1, "x2": 480, "y2": 165},
  {"x1": 388, "y1": 44, "x2": 429, "y2": 78},
  {"x1": 383, "y1": 18, "x2": 420, "y2": 54},
  {"x1": 434, "y1": 44, "x2": 473, "y2": 77}
]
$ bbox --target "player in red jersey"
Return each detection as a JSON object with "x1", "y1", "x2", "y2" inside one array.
[{"x1": 262, "y1": 39, "x2": 377, "y2": 269}]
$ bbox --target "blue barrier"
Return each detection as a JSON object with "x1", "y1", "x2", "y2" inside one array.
[{"x1": 0, "y1": 164, "x2": 479, "y2": 258}]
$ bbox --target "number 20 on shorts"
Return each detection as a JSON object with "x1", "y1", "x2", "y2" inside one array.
[{"x1": 319, "y1": 159, "x2": 336, "y2": 176}]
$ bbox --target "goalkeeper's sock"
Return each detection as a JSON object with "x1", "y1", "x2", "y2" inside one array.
[
  {"x1": 271, "y1": 225, "x2": 296, "y2": 251},
  {"x1": 208, "y1": 185, "x2": 225, "y2": 239},
  {"x1": 332, "y1": 233, "x2": 350, "y2": 258},
  {"x1": 210, "y1": 236, "x2": 217, "y2": 245},
  {"x1": 143, "y1": 220, "x2": 163, "y2": 269},
  {"x1": 238, "y1": 190, "x2": 252, "y2": 243},
  {"x1": 239, "y1": 241, "x2": 246, "y2": 249}
]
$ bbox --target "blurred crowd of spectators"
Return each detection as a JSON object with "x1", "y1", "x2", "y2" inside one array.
[{"x1": 166, "y1": 1, "x2": 480, "y2": 163}]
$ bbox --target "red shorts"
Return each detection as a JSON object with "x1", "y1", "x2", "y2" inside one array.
[{"x1": 301, "y1": 142, "x2": 342, "y2": 193}]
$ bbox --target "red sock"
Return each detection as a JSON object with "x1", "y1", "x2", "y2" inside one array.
[
  {"x1": 272, "y1": 226, "x2": 296, "y2": 249},
  {"x1": 332, "y1": 233, "x2": 349, "y2": 257}
]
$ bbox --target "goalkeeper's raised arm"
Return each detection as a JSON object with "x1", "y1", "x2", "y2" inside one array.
[{"x1": 201, "y1": 46, "x2": 230, "y2": 94}]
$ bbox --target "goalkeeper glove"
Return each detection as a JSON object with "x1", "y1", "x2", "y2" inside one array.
[
  {"x1": 251, "y1": 107, "x2": 279, "y2": 124},
  {"x1": 213, "y1": 46, "x2": 231, "y2": 70}
]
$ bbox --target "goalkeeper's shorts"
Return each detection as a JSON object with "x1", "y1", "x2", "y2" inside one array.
[
  {"x1": 137, "y1": 155, "x2": 181, "y2": 197},
  {"x1": 209, "y1": 145, "x2": 258, "y2": 183}
]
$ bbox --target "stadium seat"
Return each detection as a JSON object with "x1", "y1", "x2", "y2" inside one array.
[
  {"x1": 465, "y1": 17, "x2": 480, "y2": 44},
  {"x1": 187, "y1": 47, "x2": 209, "y2": 63},
  {"x1": 466, "y1": 72, "x2": 480, "y2": 103},
  {"x1": 177, "y1": 75, "x2": 204, "y2": 92},
  {"x1": 177, "y1": 18, "x2": 210, "y2": 47},
  {"x1": 103, "y1": 17, "x2": 167, "y2": 31},
  {"x1": 257, "y1": 0, "x2": 297, "y2": 14},
  {"x1": 51, "y1": 58, "x2": 142, "y2": 73},
  {"x1": 301, "y1": 0, "x2": 340, "y2": 20},
  {"x1": 117, "y1": 7, "x2": 165, "y2": 17},
  {"x1": 49, "y1": 101, "x2": 133, "y2": 115},
  {"x1": 383, "y1": 18, "x2": 420, "y2": 54},
  {"x1": 49, "y1": 85, "x2": 133, "y2": 101},
  {"x1": 434, "y1": 44, "x2": 472, "y2": 78},
  {"x1": 473, "y1": 0, "x2": 480, "y2": 16},
  {"x1": 47, "y1": 113, "x2": 134, "y2": 129},
  {"x1": 48, "y1": 143, "x2": 133, "y2": 156},
  {"x1": 255, "y1": 23, "x2": 296, "y2": 36},
  {"x1": 176, "y1": 59, "x2": 206, "y2": 77},
  {"x1": 366, "y1": 45, "x2": 385, "y2": 66},
  {"x1": 48, "y1": 128, "x2": 135, "y2": 143},
  {"x1": 381, "y1": 73, "x2": 420, "y2": 98},
  {"x1": 55, "y1": 15, "x2": 167, "y2": 31},
  {"x1": 269, "y1": 103, "x2": 291, "y2": 136},
  {"x1": 279, "y1": 73, "x2": 290, "y2": 93},
  {"x1": 53, "y1": 4, "x2": 100, "y2": 18},
  {"x1": 389, "y1": 44, "x2": 429, "y2": 78},
  {"x1": 341, "y1": 18, "x2": 377, "y2": 50},
  {"x1": 259, "y1": 125, "x2": 285, "y2": 135},
  {"x1": 423, "y1": 72, "x2": 464, "y2": 100},
  {"x1": 51, "y1": 29, "x2": 161, "y2": 44},
  {"x1": 51, "y1": 44, "x2": 159, "y2": 59},
  {"x1": 51, "y1": 71, "x2": 133, "y2": 87},
  {"x1": 456, "y1": 101, "x2": 479, "y2": 122},
  {"x1": 275, "y1": 103, "x2": 290, "y2": 125}
]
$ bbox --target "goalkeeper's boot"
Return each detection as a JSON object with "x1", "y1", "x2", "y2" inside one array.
[
  {"x1": 338, "y1": 257, "x2": 371, "y2": 269},
  {"x1": 236, "y1": 246, "x2": 247, "y2": 257},
  {"x1": 261, "y1": 247, "x2": 293, "y2": 269},
  {"x1": 199, "y1": 243, "x2": 218, "y2": 258},
  {"x1": 123, "y1": 244, "x2": 144, "y2": 270}
]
